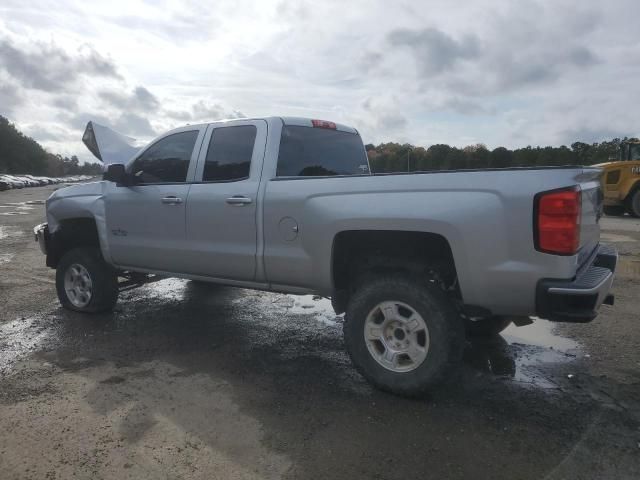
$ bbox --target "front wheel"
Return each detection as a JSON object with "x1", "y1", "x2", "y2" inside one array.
[
  {"x1": 625, "y1": 188, "x2": 640, "y2": 218},
  {"x1": 56, "y1": 247, "x2": 119, "y2": 313},
  {"x1": 344, "y1": 275, "x2": 464, "y2": 396}
]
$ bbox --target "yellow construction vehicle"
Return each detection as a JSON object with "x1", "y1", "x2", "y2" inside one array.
[{"x1": 596, "y1": 140, "x2": 640, "y2": 217}]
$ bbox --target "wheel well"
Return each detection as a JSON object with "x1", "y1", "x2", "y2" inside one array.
[
  {"x1": 331, "y1": 230, "x2": 458, "y2": 313},
  {"x1": 47, "y1": 218, "x2": 101, "y2": 268},
  {"x1": 626, "y1": 180, "x2": 640, "y2": 198},
  {"x1": 625, "y1": 181, "x2": 640, "y2": 215}
]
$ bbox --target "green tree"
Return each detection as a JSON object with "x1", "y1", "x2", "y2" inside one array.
[
  {"x1": 489, "y1": 147, "x2": 513, "y2": 168},
  {"x1": 0, "y1": 115, "x2": 102, "y2": 176},
  {"x1": 0, "y1": 115, "x2": 48, "y2": 174}
]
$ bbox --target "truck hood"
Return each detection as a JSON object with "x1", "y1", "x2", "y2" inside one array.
[
  {"x1": 82, "y1": 121, "x2": 143, "y2": 165},
  {"x1": 48, "y1": 181, "x2": 105, "y2": 204}
]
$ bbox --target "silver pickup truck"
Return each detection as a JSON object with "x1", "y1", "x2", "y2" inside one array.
[{"x1": 34, "y1": 116, "x2": 617, "y2": 395}]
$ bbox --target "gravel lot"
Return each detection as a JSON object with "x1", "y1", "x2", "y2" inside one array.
[{"x1": 1, "y1": 184, "x2": 639, "y2": 479}]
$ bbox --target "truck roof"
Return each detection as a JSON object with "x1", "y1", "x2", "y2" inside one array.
[
  {"x1": 188, "y1": 116, "x2": 358, "y2": 134},
  {"x1": 83, "y1": 116, "x2": 360, "y2": 164}
]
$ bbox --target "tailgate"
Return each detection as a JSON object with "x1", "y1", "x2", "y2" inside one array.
[{"x1": 577, "y1": 168, "x2": 603, "y2": 266}]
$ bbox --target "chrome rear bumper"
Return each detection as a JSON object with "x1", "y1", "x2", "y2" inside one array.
[{"x1": 536, "y1": 244, "x2": 617, "y2": 322}]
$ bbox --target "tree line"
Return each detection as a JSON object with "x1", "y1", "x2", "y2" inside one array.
[
  {"x1": 0, "y1": 115, "x2": 102, "y2": 177},
  {"x1": 366, "y1": 138, "x2": 636, "y2": 173}
]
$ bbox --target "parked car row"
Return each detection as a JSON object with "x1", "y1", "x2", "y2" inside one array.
[{"x1": 0, "y1": 174, "x2": 94, "y2": 191}]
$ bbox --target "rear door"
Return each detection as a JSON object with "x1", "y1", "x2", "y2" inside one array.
[
  {"x1": 105, "y1": 126, "x2": 205, "y2": 272},
  {"x1": 182, "y1": 119, "x2": 267, "y2": 280},
  {"x1": 263, "y1": 122, "x2": 370, "y2": 288}
]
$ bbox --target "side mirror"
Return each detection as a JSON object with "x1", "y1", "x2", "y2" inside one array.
[{"x1": 103, "y1": 164, "x2": 128, "y2": 185}]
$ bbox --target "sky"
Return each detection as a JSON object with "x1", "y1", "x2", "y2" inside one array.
[{"x1": 1, "y1": 0, "x2": 639, "y2": 162}]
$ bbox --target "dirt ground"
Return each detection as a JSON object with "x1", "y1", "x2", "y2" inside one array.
[{"x1": 0, "y1": 184, "x2": 638, "y2": 480}]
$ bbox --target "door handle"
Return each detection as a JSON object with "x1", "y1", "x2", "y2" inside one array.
[
  {"x1": 225, "y1": 196, "x2": 253, "y2": 206},
  {"x1": 161, "y1": 196, "x2": 183, "y2": 205}
]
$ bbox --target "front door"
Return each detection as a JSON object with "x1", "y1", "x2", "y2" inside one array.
[
  {"x1": 183, "y1": 120, "x2": 267, "y2": 280},
  {"x1": 105, "y1": 127, "x2": 205, "y2": 272}
]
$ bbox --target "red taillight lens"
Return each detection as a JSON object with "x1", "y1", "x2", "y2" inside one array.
[
  {"x1": 535, "y1": 187, "x2": 581, "y2": 255},
  {"x1": 311, "y1": 119, "x2": 337, "y2": 129}
]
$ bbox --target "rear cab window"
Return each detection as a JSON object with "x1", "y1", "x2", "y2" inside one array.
[
  {"x1": 276, "y1": 125, "x2": 370, "y2": 177},
  {"x1": 202, "y1": 125, "x2": 257, "y2": 182}
]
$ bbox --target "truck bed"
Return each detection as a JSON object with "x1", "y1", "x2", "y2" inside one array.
[{"x1": 264, "y1": 166, "x2": 603, "y2": 316}]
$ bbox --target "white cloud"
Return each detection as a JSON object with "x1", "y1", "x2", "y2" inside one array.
[{"x1": 0, "y1": 0, "x2": 639, "y2": 162}]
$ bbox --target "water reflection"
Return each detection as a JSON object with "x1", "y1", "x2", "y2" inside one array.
[
  {"x1": 2, "y1": 279, "x2": 584, "y2": 393},
  {"x1": 141, "y1": 281, "x2": 582, "y2": 388},
  {"x1": 464, "y1": 335, "x2": 516, "y2": 376},
  {"x1": 502, "y1": 320, "x2": 578, "y2": 350}
]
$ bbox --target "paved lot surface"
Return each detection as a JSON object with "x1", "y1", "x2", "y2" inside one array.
[{"x1": 0, "y1": 184, "x2": 639, "y2": 479}]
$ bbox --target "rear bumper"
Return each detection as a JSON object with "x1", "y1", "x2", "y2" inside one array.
[
  {"x1": 536, "y1": 244, "x2": 617, "y2": 323},
  {"x1": 33, "y1": 223, "x2": 49, "y2": 255}
]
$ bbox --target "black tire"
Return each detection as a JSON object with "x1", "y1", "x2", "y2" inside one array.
[
  {"x1": 344, "y1": 274, "x2": 464, "y2": 396},
  {"x1": 625, "y1": 187, "x2": 640, "y2": 218},
  {"x1": 464, "y1": 316, "x2": 512, "y2": 337},
  {"x1": 56, "y1": 247, "x2": 118, "y2": 313},
  {"x1": 603, "y1": 205, "x2": 626, "y2": 217}
]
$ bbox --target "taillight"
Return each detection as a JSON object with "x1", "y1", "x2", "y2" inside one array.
[
  {"x1": 535, "y1": 187, "x2": 581, "y2": 255},
  {"x1": 311, "y1": 119, "x2": 337, "y2": 129}
]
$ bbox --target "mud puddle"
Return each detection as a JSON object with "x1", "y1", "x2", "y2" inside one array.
[
  {"x1": 281, "y1": 295, "x2": 340, "y2": 325},
  {"x1": 266, "y1": 291, "x2": 582, "y2": 389},
  {"x1": 0, "y1": 200, "x2": 44, "y2": 216},
  {"x1": 0, "y1": 202, "x2": 36, "y2": 216},
  {"x1": 1, "y1": 202, "x2": 37, "y2": 208},
  {"x1": 501, "y1": 320, "x2": 579, "y2": 387},
  {"x1": 0, "y1": 313, "x2": 57, "y2": 374},
  {"x1": 503, "y1": 319, "x2": 578, "y2": 350},
  {"x1": 1, "y1": 279, "x2": 584, "y2": 394},
  {"x1": 0, "y1": 253, "x2": 15, "y2": 264},
  {"x1": 122, "y1": 280, "x2": 585, "y2": 391},
  {"x1": 0, "y1": 226, "x2": 23, "y2": 239}
]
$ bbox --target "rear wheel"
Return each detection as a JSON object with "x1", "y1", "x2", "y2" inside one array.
[
  {"x1": 625, "y1": 187, "x2": 640, "y2": 217},
  {"x1": 56, "y1": 247, "x2": 118, "y2": 313},
  {"x1": 464, "y1": 316, "x2": 512, "y2": 337},
  {"x1": 603, "y1": 205, "x2": 626, "y2": 217},
  {"x1": 344, "y1": 274, "x2": 464, "y2": 396}
]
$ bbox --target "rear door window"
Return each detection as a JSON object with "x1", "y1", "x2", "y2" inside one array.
[
  {"x1": 202, "y1": 125, "x2": 257, "y2": 182},
  {"x1": 276, "y1": 126, "x2": 370, "y2": 177}
]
